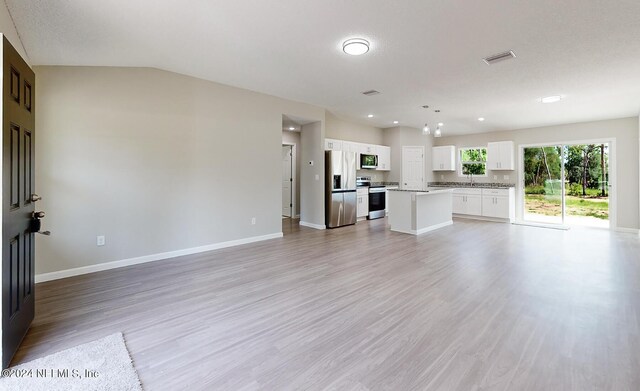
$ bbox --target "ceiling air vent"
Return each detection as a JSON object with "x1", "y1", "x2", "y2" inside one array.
[
  {"x1": 483, "y1": 50, "x2": 516, "y2": 65},
  {"x1": 362, "y1": 90, "x2": 380, "y2": 96}
]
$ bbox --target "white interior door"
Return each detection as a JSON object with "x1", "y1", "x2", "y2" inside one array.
[
  {"x1": 282, "y1": 146, "x2": 292, "y2": 217},
  {"x1": 402, "y1": 146, "x2": 425, "y2": 190}
]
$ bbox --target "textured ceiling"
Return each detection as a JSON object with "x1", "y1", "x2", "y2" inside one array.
[{"x1": 7, "y1": 0, "x2": 640, "y2": 134}]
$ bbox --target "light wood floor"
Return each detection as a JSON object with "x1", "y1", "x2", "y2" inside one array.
[{"x1": 14, "y1": 218, "x2": 640, "y2": 390}]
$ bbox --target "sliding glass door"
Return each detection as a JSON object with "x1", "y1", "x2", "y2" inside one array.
[
  {"x1": 522, "y1": 143, "x2": 610, "y2": 228},
  {"x1": 523, "y1": 146, "x2": 564, "y2": 225}
]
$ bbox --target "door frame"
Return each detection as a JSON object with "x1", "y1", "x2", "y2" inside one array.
[
  {"x1": 517, "y1": 137, "x2": 616, "y2": 229},
  {"x1": 402, "y1": 146, "x2": 425, "y2": 190},
  {"x1": 282, "y1": 142, "x2": 297, "y2": 218}
]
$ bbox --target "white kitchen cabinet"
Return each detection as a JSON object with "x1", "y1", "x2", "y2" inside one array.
[
  {"x1": 481, "y1": 188, "x2": 515, "y2": 220},
  {"x1": 342, "y1": 141, "x2": 361, "y2": 153},
  {"x1": 432, "y1": 146, "x2": 456, "y2": 171},
  {"x1": 324, "y1": 138, "x2": 391, "y2": 170},
  {"x1": 324, "y1": 138, "x2": 343, "y2": 151},
  {"x1": 452, "y1": 188, "x2": 482, "y2": 215},
  {"x1": 357, "y1": 188, "x2": 369, "y2": 218},
  {"x1": 486, "y1": 141, "x2": 514, "y2": 170},
  {"x1": 376, "y1": 145, "x2": 391, "y2": 171}
]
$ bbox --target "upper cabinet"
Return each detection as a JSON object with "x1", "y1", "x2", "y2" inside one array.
[
  {"x1": 376, "y1": 145, "x2": 391, "y2": 171},
  {"x1": 487, "y1": 141, "x2": 514, "y2": 170},
  {"x1": 325, "y1": 138, "x2": 343, "y2": 151},
  {"x1": 323, "y1": 138, "x2": 391, "y2": 171},
  {"x1": 432, "y1": 146, "x2": 456, "y2": 171}
]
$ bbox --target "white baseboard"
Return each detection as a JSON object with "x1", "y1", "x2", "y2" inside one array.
[
  {"x1": 299, "y1": 221, "x2": 326, "y2": 230},
  {"x1": 453, "y1": 214, "x2": 513, "y2": 224},
  {"x1": 391, "y1": 220, "x2": 453, "y2": 235},
  {"x1": 615, "y1": 227, "x2": 640, "y2": 234},
  {"x1": 35, "y1": 232, "x2": 284, "y2": 283}
]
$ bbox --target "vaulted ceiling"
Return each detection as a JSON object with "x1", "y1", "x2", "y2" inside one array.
[{"x1": 7, "y1": 0, "x2": 640, "y2": 134}]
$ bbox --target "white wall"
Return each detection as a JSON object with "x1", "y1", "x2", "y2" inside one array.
[
  {"x1": 325, "y1": 112, "x2": 383, "y2": 145},
  {"x1": 433, "y1": 117, "x2": 639, "y2": 230},
  {"x1": 282, "y1": 130, "x2": 301, "y2": 216},
  {"x1": 383, "y1": 126, "x2": 434, "y2": 187},
  {"x1": 35, "y1": 66, "x2": 326, "y2": 275},
  {"x1": 0, "y1": 6, "x2": 29, "y2": 63},
  {"x1": 300, "y1": 121, "x2": 325, "y2": 227}
]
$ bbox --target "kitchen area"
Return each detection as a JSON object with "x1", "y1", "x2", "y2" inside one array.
[
  {"x1": 322, "y1": 135, "x2": 517, "y2": 234},
  {"x1": 324, "y1": 138, "x2": 399, "y2": 228}
]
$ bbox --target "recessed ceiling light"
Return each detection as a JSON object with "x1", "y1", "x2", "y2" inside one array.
[
  {"x1": 438, "y1": 122, "x2": 444, "y2": 126},
  {"x1": 367, "y1": 114, "x2": 374, "y2": 118},
  {"x1": 393, "y1": 120, "x2": 399, "y2": 124},
  {"x1": 478, "y1": 117, "x2": 485, "y2": 121},
  {"x1": 289, "y1": 127, "x2": 295, "y2": 131},
  {"x1": 343, "y1": 38, "x2": 370, "y2": 56},
  {"x1": 541, "y1": 95, "x2": 563, "y2": 103}
]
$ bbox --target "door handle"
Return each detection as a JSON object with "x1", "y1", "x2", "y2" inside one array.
[
  {"x1": 30, "y1": 194, "x2": 42, "y2": 202},
  {"x1": 30, "y1": 211, "x2": 50, "y2": 236}
]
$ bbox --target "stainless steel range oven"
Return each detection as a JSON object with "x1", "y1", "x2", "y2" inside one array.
[{"x1": 368, "y1": 186, "x2": 386, "y2": 219}]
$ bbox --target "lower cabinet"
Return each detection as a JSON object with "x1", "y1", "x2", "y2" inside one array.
[
  {"x1": 481, "y1": 195, "x2": 510, "y2": 219},
  {"x1": 357, "y1": 188, "x2": 369, "y2": 218},
  {"x1": 452, "y1": 189, "x2": 482, "y2": 215},
  {"x1": 453, "y1": 187, "x2": 514, "y2": 222}
]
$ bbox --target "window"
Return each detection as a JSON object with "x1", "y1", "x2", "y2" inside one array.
[{"x1": 459, "y1": 147, "x2": 487, "y2": 176}]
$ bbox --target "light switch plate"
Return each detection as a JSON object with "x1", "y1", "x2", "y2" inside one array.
[
  {"x1": 97, "y1": 236, "x2": 105, "y2": 246},
  {"x1": 315, "y1": 174, "x2": 320, "y2": 181}
]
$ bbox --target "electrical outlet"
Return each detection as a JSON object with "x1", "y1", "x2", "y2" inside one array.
[
  {"x1": 503, "y1": 175, "x2": 510, "y2": 180},
  {"x1": 251, "y1": 217, "x2": 256, "y2": 225},
  {"x1": 493, "y1": 175, "x2": 498, "y2": 180},
  {"x1": 440, "y1": 174, "x2": 444, "y2": 180},
  {"x1": 97, "y1": 235, "x2": 105, "y2": 246}
]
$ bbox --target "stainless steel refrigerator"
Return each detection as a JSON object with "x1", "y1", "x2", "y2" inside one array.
[{"x1": 325, "y1": 150, "x2": 357, "y2": 228}]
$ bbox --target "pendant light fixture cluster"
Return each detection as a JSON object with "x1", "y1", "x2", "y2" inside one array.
[{"x1": 422, "y1": 107, "x2": 443, "y2": 137}]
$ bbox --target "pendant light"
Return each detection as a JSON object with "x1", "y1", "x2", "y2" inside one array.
[
  {"x1": 434, "y1": 126, "x2": 442, "y2": 138},
  {"x1": 422, "y1": 123, "x2": 430, "y2": 135}
]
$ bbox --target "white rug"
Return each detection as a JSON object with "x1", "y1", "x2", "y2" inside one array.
[{"x1": 0, "y1": 332, "x2": 143, "y2": 391}]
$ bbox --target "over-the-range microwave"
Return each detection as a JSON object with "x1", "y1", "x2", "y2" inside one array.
[{"x1": 360, "y1": 154, "x2": 378, "y2": 169}]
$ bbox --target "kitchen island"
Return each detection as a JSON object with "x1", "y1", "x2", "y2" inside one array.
[{"x1": 387, "y1": 188, "x2": 453, "y2": 235}]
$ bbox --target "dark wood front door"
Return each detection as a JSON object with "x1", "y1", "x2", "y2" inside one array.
[{"x1": 2, "y1": 37, "x2": 36, "y2": 369}]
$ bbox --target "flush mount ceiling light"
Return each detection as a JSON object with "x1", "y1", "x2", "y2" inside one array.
[
  {"x1": 343, "y1": 38, "x2": 370, "y2": 55},
  {"x1": 438, "y1": 122, "x2": 444, "y2": 126},
  {"x1": 541, "y1": 95, "x2": 563, "y2": 103},
  {"x1": 422, "y1": 123, "x2": 431, "y2": 135},
  {"x1": 393, "y1": 120, "x2": 399, "y2": 124},
  {"x1": 367, "y1": 114, "x2": 374, "y2": 118},
  {"x1": 289, "y1": 127, "x2": 295, "y2": 131},
  {"x1": 478, "y1": 117, "x2": 485, "y2": 121}
]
